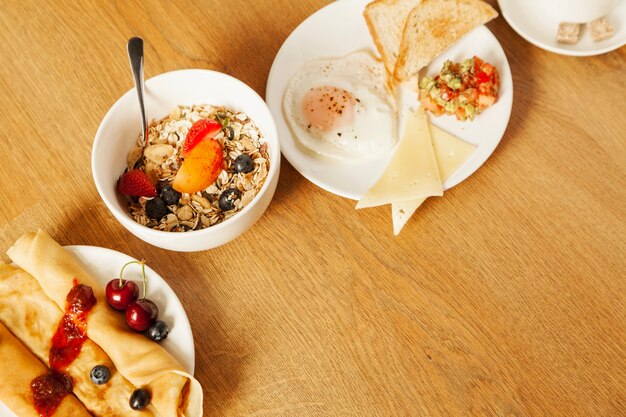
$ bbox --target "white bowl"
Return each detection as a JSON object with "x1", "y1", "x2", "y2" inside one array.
[{"x1": 92, "y1": 69, "x2": 280, "y2": 252}]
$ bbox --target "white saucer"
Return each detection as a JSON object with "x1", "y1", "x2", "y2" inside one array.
[
  {"x1": 266, "y1": 0, "x2": 513, "y2": 200},
  {"x1": 498, "y1": 0, "x2": 626, "y2": 56},
  {"x1": 0, "y1": 245, "x2": 195, "y2": 417}
]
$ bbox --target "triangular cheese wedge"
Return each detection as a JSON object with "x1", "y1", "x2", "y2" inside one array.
[
  {"x1": 356, "y1": 105, "x2": 442, "y2": 209},
  {"x1": 429, "y1": 123, "x2": 477, "y2": 179},
  {"x1": 392, "y1": 123, "x2": 476, "y2": 234}
]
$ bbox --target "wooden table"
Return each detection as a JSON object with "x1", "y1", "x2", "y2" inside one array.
[{"x1": 0, "y1": 1, "x2": 624, "y2": 416}]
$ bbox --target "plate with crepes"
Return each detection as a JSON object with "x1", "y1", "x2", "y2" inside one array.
[
  {"x1": 65, "y1": 245, "x2": 196, "y2": 372},
  {"x1": 0, "y1": 230, "x2": 201, "y2": 417},
  {"x1": 266, "y1": 0, "x2": 513, "y2": 204}
]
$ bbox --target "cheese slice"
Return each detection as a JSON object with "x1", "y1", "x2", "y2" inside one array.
[
  {"x1": 356, "y1": 106, "x2": 442, "y2": 209},
  {"x1": 429, "y1": 124, "x2": 477, "y2": 180},
  {"x1": 392, "y1": 124, "x2": 476, "y2": 235}
]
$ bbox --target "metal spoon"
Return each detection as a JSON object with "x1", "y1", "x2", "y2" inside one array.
[{"x1": 127, "y1": 37, "x2": 147, "y2": 167}]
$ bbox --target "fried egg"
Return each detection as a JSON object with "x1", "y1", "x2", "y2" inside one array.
[{"x1": 283, "y1": 51, "x2": 397, "y2": 160}]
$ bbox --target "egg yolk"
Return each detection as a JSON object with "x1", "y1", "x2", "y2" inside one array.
[{"x1": 302, "y1": 86, "x2": 356, "y2": 132}]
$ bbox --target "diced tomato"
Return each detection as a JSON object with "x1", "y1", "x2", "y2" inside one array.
[
  {"x1": 476, "y1": 71, "x2": 490, "y2": 84},
  {"x1": 420, "y1": 94, "x2": 443, "y2": 115},
  {"x1": 482, "y1": 63, "x2": 495, "y2": 76},
  {"x1": 478, "y1": 94, "x2": 495, "y2": 108},
  {"x1": 492, "y1": 71, "x2": 500, "y2": 94}
]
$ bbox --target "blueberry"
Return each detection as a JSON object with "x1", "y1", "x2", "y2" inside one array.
[
  {"x1": 234, "y1": 154, "x2": 254, "y2": 174},
  {"x1": 223, "y1": 126, "x2": 234, "y2": 141},
  {"x1": 218, "y1": 188, "x2": 241, "y2": 211},
  {"x1": 90, "y1": 365, "x2": 110, "y2": 385},
  {"x1": 129, "y1": 388, "x2": 151, "y2": 410},
  {"x1": 160, "y1": 185, "x2": 181, "y2": 206},
  {"x1": 145, "y1": 197, "x2": 168, "y2": 220},
  {"x1": 144, "y1": 320, "x2": 169, "y2": 342}
]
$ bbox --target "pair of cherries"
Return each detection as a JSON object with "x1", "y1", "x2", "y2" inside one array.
[{"x1": 105, "y1": 260, "x2": 158, "y2": 332}]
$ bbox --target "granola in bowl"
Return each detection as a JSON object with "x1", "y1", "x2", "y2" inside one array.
[{"x1": 118, "y1": 104, "x2": 270, "y2": 232}]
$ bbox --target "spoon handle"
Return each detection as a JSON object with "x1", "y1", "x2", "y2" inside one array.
[{"x1": 127, "y1": 37, "x2": 147, "y2": 147}]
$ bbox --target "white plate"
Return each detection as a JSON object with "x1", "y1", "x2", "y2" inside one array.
[
  {"x1": 0, "y1": 245, "x2": 194, "y2": 417},
  {"x1": 498, "y1": 0, "x2": 626, "y2": 56},
  {"x1": 266, "y1": 0, "x2": 513, "y2": 200}
]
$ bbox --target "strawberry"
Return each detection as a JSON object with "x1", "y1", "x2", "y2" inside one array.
[
  {"x1": 117, "y1": 169, "x2": 157, "y2": 197},
  {"x1": 182, "y1": 119, "x2": 222, "y2": 157}
]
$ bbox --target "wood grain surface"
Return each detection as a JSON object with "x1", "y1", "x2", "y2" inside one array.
[{"x1": 0, "y1": 0, "x2": 624, "y2": 416}]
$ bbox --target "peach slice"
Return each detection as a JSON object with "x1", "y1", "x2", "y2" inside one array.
[{"x1": 172, "y1": 138, "x2": 223, "y2": 194}]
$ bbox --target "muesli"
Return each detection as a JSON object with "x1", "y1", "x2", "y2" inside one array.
[{"x1": 117, "y1": 104, "x2": 270, "y2": 232}]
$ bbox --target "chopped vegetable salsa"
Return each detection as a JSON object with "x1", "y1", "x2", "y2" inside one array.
[{"x1": 419, "y1": 56, "x2": 499, "y2": 121}]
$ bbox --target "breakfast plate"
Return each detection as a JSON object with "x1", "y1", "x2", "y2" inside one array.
[
  {"x1": 0, "y1": 400, "x2": 12, "y2": 416},
  {"x1": 0, "y1": 245, "x2": 195, "y2": 417},
  {"x1": 266, "y1": 0, "x2": 513, "y2": 200},
  {"x1": 498, "y1": 0, "x2": 626, "y2": 56}
]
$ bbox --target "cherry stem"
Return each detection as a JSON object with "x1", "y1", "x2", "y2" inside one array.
[
  {"x1": 118, "y1": 260, "x2": 138, "y2": 287},
  {"x1": 140, "y1": 260, "x2": 147, "y2": 299},
  {"x1": 118, "y1": 260, "x2": 148, "y2": 297}
]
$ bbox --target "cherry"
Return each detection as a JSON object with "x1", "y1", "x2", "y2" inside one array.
[
  {"x1": 105, "y1": 279, "x2": 139, "y2": 311},
  {"x1": 126, "y1": 300, "x2": 156, "y2": 332},
  {"x1": 105, "y1": 260, "x2": 146, "y2": 311},
  {"x1": 140, "y1": 299, "x2": 158, "y2": 321},
  {"x1": 119, "y1": 259, "x2": 160, "y2": 332},
  {"x1": 110, "y1": 259, "x2": 164, "y2": 335}
]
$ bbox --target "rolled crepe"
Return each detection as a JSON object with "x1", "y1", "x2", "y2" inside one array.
[
  {"x1": 8, "y1": 230, "x2": 202, "y2": 417},
  {"x1": 0, "y1": 322, "x2": 91, "y2": 417},
  {"x1": 0, "y1": 264, "x2": 157, "y2": 416}
]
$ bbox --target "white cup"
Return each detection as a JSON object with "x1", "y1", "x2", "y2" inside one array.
[{"x1": 545, "y1": 0, "x2": 619, "y2": 23}]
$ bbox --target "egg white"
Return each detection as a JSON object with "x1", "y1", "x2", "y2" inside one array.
[{"x1": 283, "y1": 51, "x2": 397, "y2": 161}]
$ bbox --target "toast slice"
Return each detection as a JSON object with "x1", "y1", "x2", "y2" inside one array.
[
  {"x1": 363, "y1": 0, "x2": 421, "y2": 76},
  {"x1": 394, "y1": 0, "x2": 498, "y2": 81}
]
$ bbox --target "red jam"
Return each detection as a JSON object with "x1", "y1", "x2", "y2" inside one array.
[
  {"x1": 31, "y1": 280, "x2": 96, "y2": 416},
  {"x1": 30, "y1": 371, "x2": 73, "y2": 417},
  {"x1": 49, "y1": 282, "x2": 96, "y2": 370}
]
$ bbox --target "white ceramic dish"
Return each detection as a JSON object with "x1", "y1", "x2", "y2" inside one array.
[
  {"x1": 266, "y1": 0, "x2": 512, "y2": 200},
  {"x1": 542, "y1": 0, "x2": 619, "y2": 23},
  {"x1": 0, "y1": 401, "x2": 14, "y2": 416},
  {"x1": 0, "y1": 245, "x2": 194, "y2": 417},
  {"x1": 498, "y1": 0, "x2": 626, "y2": 56},
  {"x1": 93, "y1": 69, "x2": 280, "y2": 252}
]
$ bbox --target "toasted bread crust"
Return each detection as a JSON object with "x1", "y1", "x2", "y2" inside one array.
[
  {"x1": 363, "y1": 0, "x2": 420, "y2": 75},
  {"x1": 363, "y1": 1, "x2": 394, "y2": 74},
  {"x1": 394, "y1": 0, "x2": 497, "y2": 81}
]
